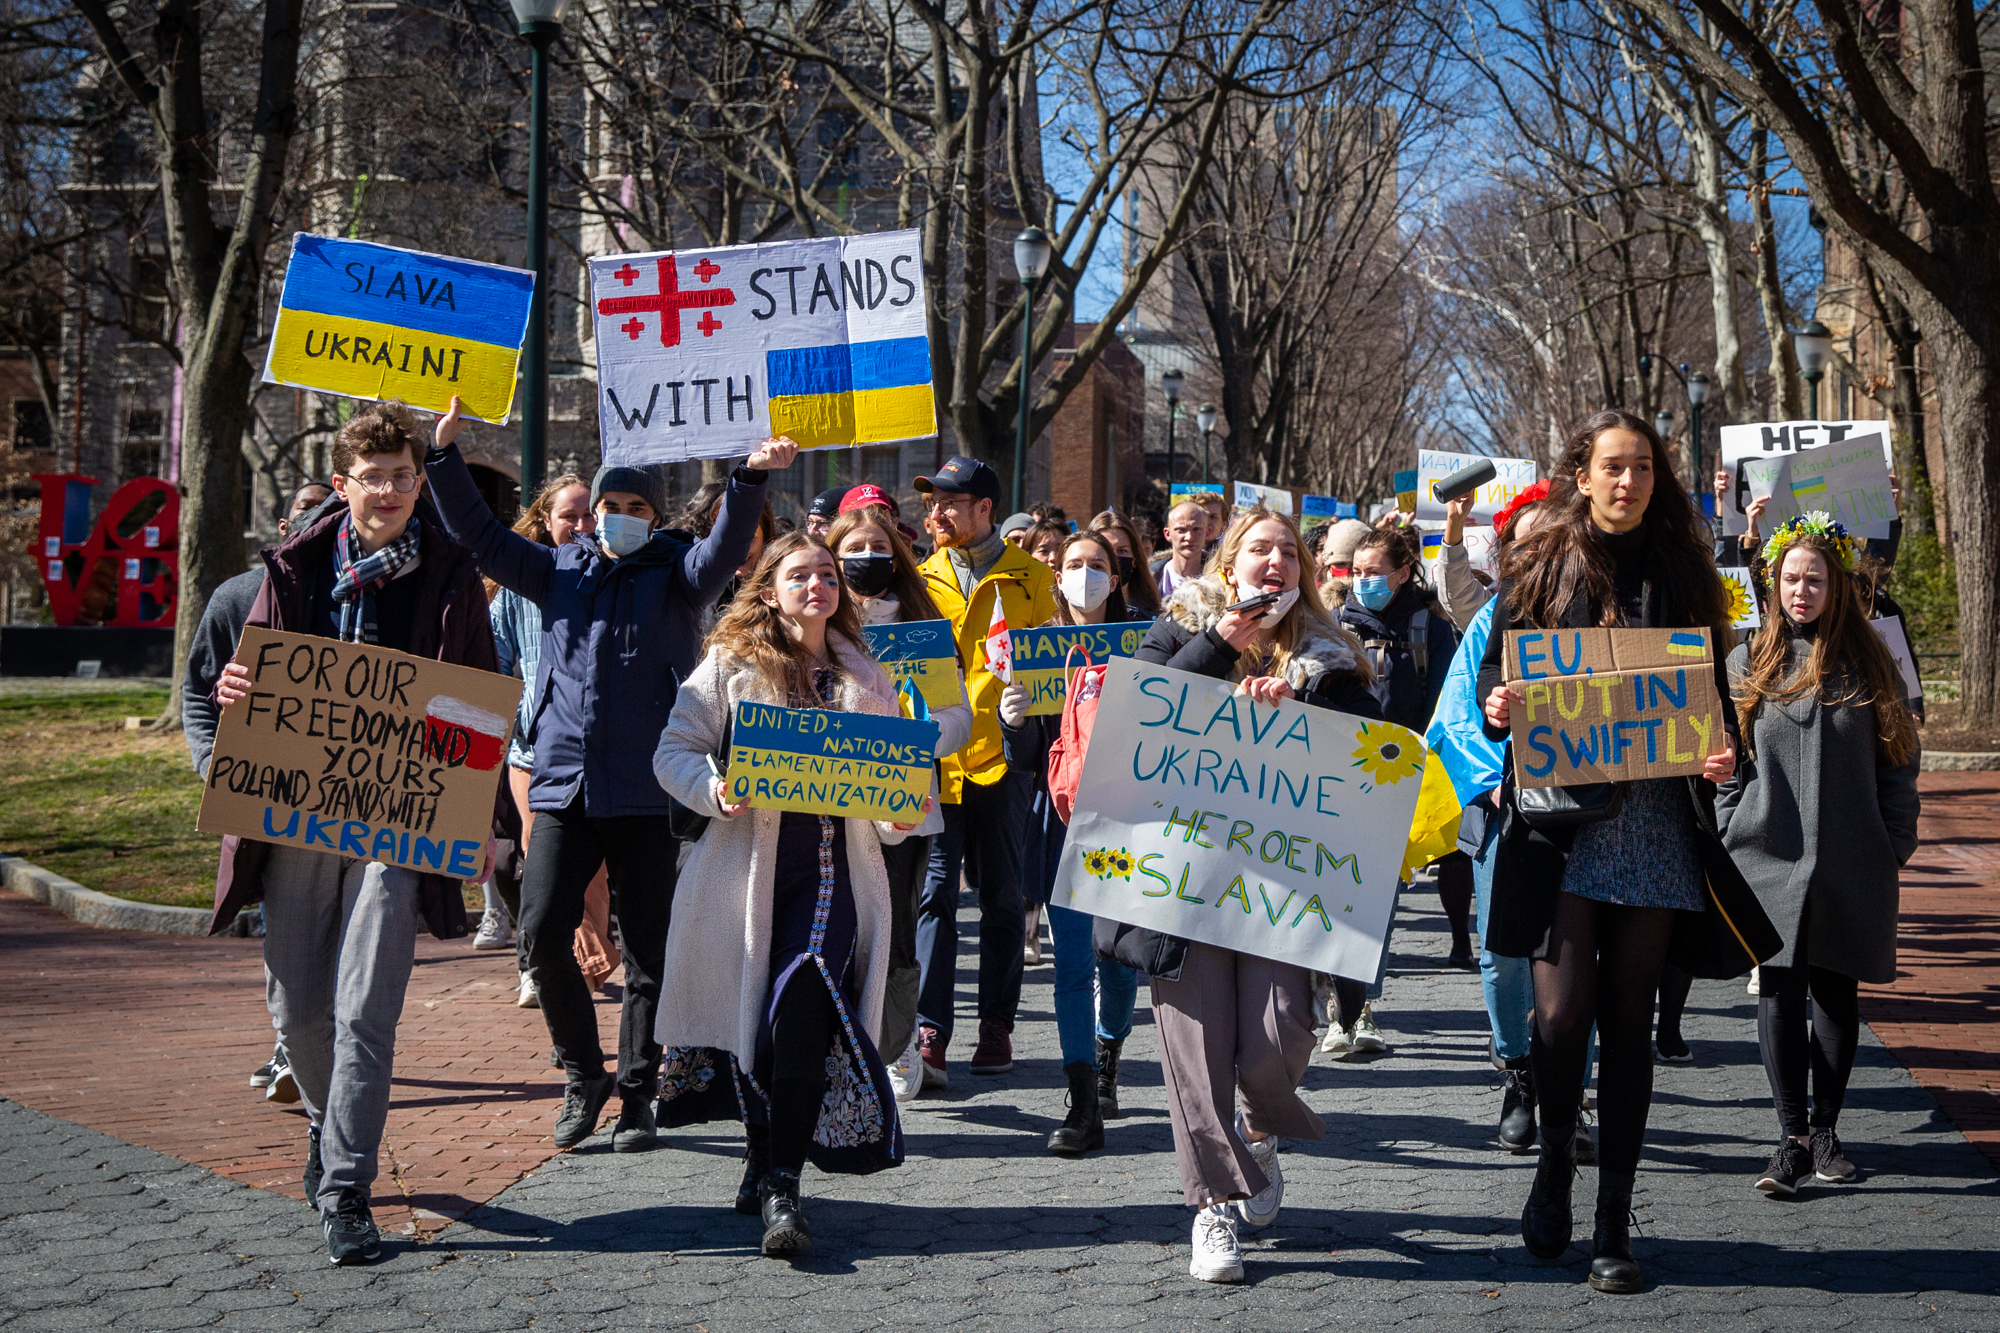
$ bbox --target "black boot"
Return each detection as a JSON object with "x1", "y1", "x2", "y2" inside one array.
[
  {"x1": 1521, "y1": 1131, "x2": 1576, "y2": 1260},
  {"x1": 735, "y1": 1124, "x2": 770, "y2": 1216},
  {"x1": 760, "y1": 1168, "x2": 812, "y2": 1256},
  {"x1": 1589, "y1": 1174, "x2": 1643, "y2": 1293},
  {"x1": 1048, "y1": 1061, "x2": 1105, "y2": 1156},
  {"x1": 1095, "y1": 1036, "x2": 1123, "y2": 1120},
  {"x1": 1498, "y1": 1059, "x2": 1537, "y2": 1154}
]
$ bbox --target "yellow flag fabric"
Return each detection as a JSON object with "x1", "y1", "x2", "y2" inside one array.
[{"x1": 1399, "y1": 750, "x2": 1466, "y2": 883}]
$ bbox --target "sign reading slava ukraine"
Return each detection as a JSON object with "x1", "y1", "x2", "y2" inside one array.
[{"x1": 590, "y1": 229, "x2": 936, "y2": 464}]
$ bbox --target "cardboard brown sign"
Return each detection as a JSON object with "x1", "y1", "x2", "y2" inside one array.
[
  {"x1": 197, "y1": 628, "x2": 522, "y2": 876},
  {"x1": 1502, "y1": 627, "x2": 1724, "y2": 788}
]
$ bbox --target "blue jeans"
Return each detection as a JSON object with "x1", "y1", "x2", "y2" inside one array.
[
  {"x1": 1096, "y1": 956, "x2": 1139, "y2": 1044},
  {"x1": 1047, "y1": 904, "x2": 1098, "y2": 1067},
  {"x1": 1473, "y1": 810, "x2": 1535, "y2": 1063}
]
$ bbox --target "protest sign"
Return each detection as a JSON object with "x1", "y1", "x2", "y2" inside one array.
[
  {"x1": 1011, "y1": 622, "x2": 1154, "y2": 715},
  {"x1": 861, "y1": 618, "x2": 962, "y2": 709},
  {"x1": 723, "y1": 701, "x2": 939, "y2": 820},
  {"x1": 1051, "y1": 660, "x2": 1423, "y2": 977},
  {"x1": 1502, "y1": 628, "x2": 1726, "y2": 787},
  {"x1": 1414, "y1": 449, "x2": 1538, "y2": 521},
  {"x1": 1418, "y1": 523, "x2": 1499, "y2": 575},
  {"x1": 197, "y1": 629, "x2": 522, "y2": 876},
  {"x1": 1300, "y1": 494, "x2": 1341, "y2": 528},
  {"x1": 1170, "y1": 483, "x2": 1227, "y2": 505},
  {"x1": 262, "y1": 234, "x2": 535, "y2": 425},
  {"x1": 1870, "y1": 615, "x2": 1923, "y2": 704},
  {"x1": 1719, "y1": 567, "x2": 1762, "y2": 630},
  {"x1": 590, "y1": 228, "x2": 934, "y2": 465},
  {"x1": 1233, "y1": 481, "x2": 1294, "y2": 515},
  {"x1": 1393, "y1": 470, "x2": 1418, "y2": 512},
  {"x1": 1770, "y1": 436, "x2": 1898, "y2": 534},
  {"x1": 1717, "y1": 421, "x2": 1895, "y2": 539}
]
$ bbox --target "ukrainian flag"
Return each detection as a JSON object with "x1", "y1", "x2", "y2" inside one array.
[
  {"x1": 766, "y1": 336, "x2": 936, "y2": 448},
  {"x1": 1667, "y1": 631, "x2": 1707, "y2": 658},
  {"x1": 1421, "y1": 531, "x2": 1443, "y2": 557},
  {"x1": 1790, "y1": 475, "x2": 1828, "y2": 498}
]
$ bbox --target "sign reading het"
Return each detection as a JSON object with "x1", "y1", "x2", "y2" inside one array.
[
  {"x1": 861, "y1": 619, "x2": 963, "y2": 709},
  {"x1": 1718, "y1": 421, "x2": 1895, "y2": 540},
  {"x1": 1503, "y1": 628, "x2": 1726, "y2": 788},
  {"x1": 724, "y1": 701, "x2": 939, "y2": 820},
  {"x1": 197, "y1": 629, "x2": 522, "y2": 876},
  {"x1": 1010, "y1": 622, "x2": 1154, "y2": 716}
]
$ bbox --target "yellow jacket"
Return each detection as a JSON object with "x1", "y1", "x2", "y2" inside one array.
[{"x1": 920, "y1": 539, "x2": 1058, "y2": 800}]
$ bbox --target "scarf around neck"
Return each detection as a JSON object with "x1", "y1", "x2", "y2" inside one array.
[
  {"x1": 946, "y1": 526, "x2": 1007, "y2": 599},
  {"x1": 331, "y1": 513, "x2": 423, "y2": 643}
]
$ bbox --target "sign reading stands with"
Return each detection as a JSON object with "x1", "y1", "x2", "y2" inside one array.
[
  {"x1": 1053, "y1": 660, "x2": 1425, "y2": 978},
  {"x1": 861, "y1": 619, "x2": 963, "y2": 709},
  {"x1": 263, "y1": 234, "x2": 535, "y2": 424},
  {"x1": 590, "y1": 229, "x2": 935, "y2": 465},
  {"x1": 1503, "y1": 628, "x2": 1726, "y2": 788},
  {"x1": 1011, "y1": 622, "x2": 1154, "y2": 716},
  {"x1": 198, "y1": 629, "x2": 522, "y2": 876},
  {"x1": 724, "y1": 702, "x2": 940, "y2": 821}
]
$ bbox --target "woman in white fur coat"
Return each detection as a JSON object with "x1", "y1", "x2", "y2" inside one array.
[{"x1": 651, "y1": 531, "x2": 927, "y2": 1259}]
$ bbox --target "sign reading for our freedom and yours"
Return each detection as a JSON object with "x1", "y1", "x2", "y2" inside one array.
[
  {"x1": 1011, "y1": 622, "x2": 1155, "y2": 716},
  {"x1": 197, "y1": 629, "x2": 522, "y2": 876},
  {"x1": 723, "y1": 701, "x2": 940, "y2": 821},
  {"x1": 1414, "y1": 449, "x2": 1539, "y2": 522},
  {"x1": 1052, "y1": 660, "x2": 1425, "y2": 977},
  {"x1": 1503, "y1": 628, "x2": 1726, "y2": 788},
  {"x1": 589, "y1": 229, "x2": 935, "y2": 465},
  {"x1": 263, "y1": 235, "x2": 536, "y2": 424},
  {"x1": 861, "y1": 619, "x2": 963, "y2": 709},
  {"x1": 1719, "y1": 420, "x2": 1896, "y2": 540}
]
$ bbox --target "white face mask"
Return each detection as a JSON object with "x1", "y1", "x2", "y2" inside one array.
[
  {"x1": 597, "y1": 512, "x2": 651, "y2": 558},
  {"x1": 1059, "y1": 565, "x2": 1113, "y2": 612}
]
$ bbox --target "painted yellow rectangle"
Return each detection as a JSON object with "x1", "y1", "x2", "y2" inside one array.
[
  {"x1": 880, "y1": 655, "x2": 964, "y2": 709},
  {"x1": 854, "y1": 383, "x2": 936, "y2": 442},
  {"x1": 266, "y1": 307, "x2": 519, "y2": 423},
  {"x1": 723, "y1": 746, "x2": 933, "y2": 821},
  {"x1": 766, "y1": 392, "x2": 858, "y2": 449}
]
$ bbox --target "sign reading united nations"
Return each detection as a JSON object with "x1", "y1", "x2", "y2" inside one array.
[
  {"x1": 262, "y1": 234, "x2": 536, "y2": 424},
  {"x1": 724, "y1": 701, "x2": 940, "y2": 821}
]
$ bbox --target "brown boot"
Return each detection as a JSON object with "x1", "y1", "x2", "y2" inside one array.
[{"x1": 970, "y1": 1018, "x2": 1014, "y2": 1075}]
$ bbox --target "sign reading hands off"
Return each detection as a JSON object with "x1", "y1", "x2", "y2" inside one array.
[
  {"x1": 1503, "y1": 628, "x2": 1726, "y2": 788},
  {"x1": 1053, "y1": 661, "x2": 1424, "y2": 977},
  {"x1": 198, "y1": 630, "x2": 522, "y2": 876},
  {"x1": 590, "y1": 229, "x2": 935, "y2": 464}
]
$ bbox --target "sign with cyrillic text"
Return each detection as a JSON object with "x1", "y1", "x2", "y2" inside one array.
[
  {"x1": 197, "y1": 629, "x2": 522, "y2": 876},
  {"x1": 1011, "y1": 622, "x2": 1154, "y2": 716},
  {"x1": 861, "y1": 618, "x2": 963, "y2": 709},
  {"x1": 1503, "y1": 628, "x2": 1725, "y2": 787},
  {"x1": 1414, "y1": 449, "x2": 1538, "y2": 522},
  {"x1": 1718, "y1": 421, "x2": 1895, "y2": 540},
  {"x1": 724, "y1": 701, "x2": 939, "y2": 820}
]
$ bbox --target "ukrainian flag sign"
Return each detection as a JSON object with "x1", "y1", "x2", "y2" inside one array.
[
  {"x1": 262, "y1": 234, "x2": 535, "y2": 424},
  {"x1": 589, "y1": 228, "x2": 936, "y2": 464},
  {"x1": 723, "y1": 701, "x2": 940, "y2": 821},
  {"x1": 862, "y1": 619, "x2": 963, "y2": 709}
]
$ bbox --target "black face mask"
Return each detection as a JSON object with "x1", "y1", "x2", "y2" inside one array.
[
  {"x1": 841, "y1": 553, "x2": 896, "y2": 598},
  {"x1": 1116, "y1": 554, "x2": 1135, "y2": 583}
]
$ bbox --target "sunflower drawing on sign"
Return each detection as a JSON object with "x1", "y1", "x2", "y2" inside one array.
[
  {"x1": 1351, "y1": 721, "x2": 1425, "y2": 787},
  {"x1": 1718, "y1": 566, "x2": 1761, "y2": 630},
  {"x1": 1082, "y1": 848, "x2": 1134, "y2": 881}
]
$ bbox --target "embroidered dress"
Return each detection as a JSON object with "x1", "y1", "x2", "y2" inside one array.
[{"x1": 1558, "y1": 777, "x2": 1704, "y2": 910}]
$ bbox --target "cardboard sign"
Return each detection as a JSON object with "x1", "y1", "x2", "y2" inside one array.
[
  {"x1": 1503, "y1": 628, "x2": 1726, "y2": 787},
  {"x1": 1719, "y1": 567, "x2": 1762, "y2": 630},
  {"x1": 590, "y1": 229, "x2": 934, "y2": 465},
  {"x1": 262, "y1": 234, "x2": 535, "y2": 424},
  {"x1": 1414, "y1": 449, "x2": 1538, "y2": 521},
  {"x1": 723, "y1": 701, "x2": 939, "y2": 820},
  {"x1": 1011, "y1": 622, "x2": 1154, "y2": 715},
  {"x1": 1052, "y1": 660, "x2": 1423, "y2": 977},
  {"x1": 1718, "y1": 421, "x2": 1894, "y2": 539},
  {"x1": 1870, "y1": 615, "x2": 1923, "y2": 704},
  {"x1": 1233, "y1": 481, "x2": 1294, "y2": 515},
  {"x1": 198, "y1": 629, "x2": 522, "y2": 876},
  {"x1": 861, "y1": 618, "x2": 963, "y2": 709}
]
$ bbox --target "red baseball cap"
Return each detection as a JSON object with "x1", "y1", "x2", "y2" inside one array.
[{"x1": 839, "y1": 483, "x2": 899, "y2": 517}]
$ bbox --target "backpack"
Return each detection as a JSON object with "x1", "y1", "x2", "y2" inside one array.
[
  {"x1": 1362, "y1": 608, "x2": 1428, "y2": 710},
  {"x1": 1047, "y1": 644, "x2": 1108, "y2": 825}
]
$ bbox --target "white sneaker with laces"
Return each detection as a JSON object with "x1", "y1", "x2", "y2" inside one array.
[
  {"x1": 517, "y1": 971, "x2": 539, "y2": 1009},
  {"x1": 1320, "y1": 1024, "x2": 1355, "y2": 1058},
  {"x1": 1352, "y1": 1003, "x2": 1388, "y2": 1053},
  {"x1": 1234, "y1": 1113, "x2": 1284, "y2": 1230},
  {"x1": 887, "y1": 1033, "x2": 924, "y2": 1102},
  {"x1": 474, "y1": 909, "x2": 515, "y2": 951},
  {"x1": 1746, "y1": 965, "x2": 1762, "y2": 997},
  {"x1": 1189, "y1": 1204, "x2": 1244, "y2": 1283}
]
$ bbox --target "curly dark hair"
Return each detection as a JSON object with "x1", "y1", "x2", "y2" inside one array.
[{"x1": 331, "y1": 400, "x2": 423, "y2": 476}]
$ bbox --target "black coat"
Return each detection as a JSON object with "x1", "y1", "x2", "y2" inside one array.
[{"x1": 1336, "y1": 583, "x2": 1458, "y2": 731}]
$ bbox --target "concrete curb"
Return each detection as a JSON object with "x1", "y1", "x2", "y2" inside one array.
[
  {"x1": 0, "y1": 855, "x2": 210, "y2": 936},
  {"x1": 1922, "y1": 752, "x2": 2000, "y2": 772}
]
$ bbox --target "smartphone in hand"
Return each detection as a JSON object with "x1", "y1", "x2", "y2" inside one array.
[{"x1": 1226, "y1": 590, "x2": 1282, "y2": 617}]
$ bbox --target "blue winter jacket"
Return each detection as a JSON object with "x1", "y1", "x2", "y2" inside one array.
[{"x1": 428, "y1": 442, "x2": 769, "y2": 816}]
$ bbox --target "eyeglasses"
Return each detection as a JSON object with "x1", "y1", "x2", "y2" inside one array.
[
  {"x1": 345, "y1": 470, "x2": 421, "y2": 495},
  {"x1": 923, "y1": 494, "x2": 972, "y2": 513}
]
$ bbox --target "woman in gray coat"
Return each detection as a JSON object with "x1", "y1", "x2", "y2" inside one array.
[{"x1": 1716, "y1": 514, "x2": 1921, "y2": 1197}]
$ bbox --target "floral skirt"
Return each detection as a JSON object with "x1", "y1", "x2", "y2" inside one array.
[{"x1": 1558, "y1": 778, "x2": 1705, "y2": 912}]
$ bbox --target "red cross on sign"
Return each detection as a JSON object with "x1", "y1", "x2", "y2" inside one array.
[
  {"x1": 692, "y1": 258, "x2": 721, "y2": 282},
  {"x1": 697, "y1": 311, "x2": 723, "y2": 337},
  {"x1": 613, "y1": 264, "x2": 640, "y2": 286},
  {"x1": 595, "y1": 256, "x2": 735, "y2": 348}
]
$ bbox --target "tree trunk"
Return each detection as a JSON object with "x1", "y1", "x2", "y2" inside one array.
[
  {"x1": 1922, "y1": 290, "x2": 2000, "y2": 721},
  {"x1": 165, "y1": 335, "x2": 252, "y2": 726}
]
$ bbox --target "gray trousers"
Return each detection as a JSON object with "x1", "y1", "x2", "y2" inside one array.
[
  {"x1": 262, "y1": 845, "x2": 420, "y2": 1215},
  {"x1": 1151, "y1": 941, "x2": 1325, "y2": 1207}
]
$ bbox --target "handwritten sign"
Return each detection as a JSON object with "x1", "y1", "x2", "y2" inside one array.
[
  {"x1": 861, "y1": 618, "x2": 963, "y2": 709},
  {"x1": 1414, "y1": 449, "x2": 1538, "y2": 522},
  {"x1": 1503, "y1": 628, "x2": 1726, "y2": 788},
  {"x1": 1718, "y1": 421, "x2": 1895, "y2": 540},
  {"x1": 1393, "y1": 469, "x2": 1418, "y2": 512},
  {"x1": 1052, "y1": 660, "x2": 1423, "y2": 977},
  {"x1": 1233, "y1": 481, "x2": 1294, "y2": 515},
  {"x1": 724, "y1": 702, "x2": 939, "y2": 820},
  {"x1": 1870, "y1": 615, "x2": 1923, "y2": 704},
  {"x1": 1719, "y1": 567, "x2": 1762, "y2": 630},
  {"x1": 197, "y1": 629, "x2": 522, "y2": 876},
  {"x1": 262, "y1": 234, "x2": 534, "y2": 424},
  {"x1": 1011, "y1": 622, "x2": 1153, "y2": 716},
  {"x1": 590, "y1": 228, "x2": 934, "y2": 465},
  {"x1": 1767, "y1": 438, "x2": 1898, "y2": 535},
  {"x1": 1171, "y1": 483, "x2": 1227, "y2": 505}
]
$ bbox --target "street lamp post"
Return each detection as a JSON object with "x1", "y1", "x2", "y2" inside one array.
[
  {"x1": 510, "y1": 0, "x2": 569, "y2": 494},
  {"x1": 1161, "y1": 368, "x2": 1184, "y2": 494},
  {"x1": 1011, "y1": 226, "x2": 1052, "y2": 514},
  {"x1": 1686, "y1": 370, "x2": 1711, "y2": 486},
  {"x1": 1796, "y1": 320, "x2": 1833, "y2": 421},
  {"x1": 1197, "y1": 402, "x2": 1217, "y2": 486}
]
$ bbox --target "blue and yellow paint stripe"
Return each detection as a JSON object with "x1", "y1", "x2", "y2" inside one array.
[
  {"x1": 1790, "y1": 476, "x2": 1828, "y2": 497},
  {"x1": 266, "y1": 307, "x2": 522, "y2": 424},
  {"x1": 1666, "y1": 631, "x2": 1707, "y2": 658},
  {"x1": 765, "y1": 335, "x2": 935, "y2": 448}
]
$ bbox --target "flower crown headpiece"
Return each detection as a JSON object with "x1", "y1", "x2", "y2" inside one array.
[{"x1": 1761, "y1": 510, "x2": 1860, "y2": 571}]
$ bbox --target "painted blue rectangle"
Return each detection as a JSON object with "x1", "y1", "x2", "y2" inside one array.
[
  {"x1": 1668, "y1": 631, "x2": 1704, "y2": 648},
  {"x1": 731, "y1": 700, "x2": 938, "y2": 766},
  {"x1": 767, "y1": 343, "x2": 852, "y2": 398},
  {"x1": 1393, "y1": 469, "x2": 1418, "y2": 494},
  {"x1": 277, "y1": 234, "x2": 533, "y2": 349},
  {"x1": 849, "y1": 336, "x2": 931, "y2": 391},
  {"x1": 1008, "y1": 622, "x2": 1154, "y2": 670},
  {"x1": 1335, "y1": 502, "x2": 1358, "y2": 519},
  {"x1": 1301, "y1": 494, "x2": 1340, "y2": 517}
]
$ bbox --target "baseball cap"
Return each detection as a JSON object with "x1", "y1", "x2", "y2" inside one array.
[
  {"x1": 839, "y1": 483, "x2": 899, "y2": 517},
  {"x1": 808, "y1": 486, "x2": 852, "y2": 520},
  {"x1": 912, "y1": 455, "x2": 1002, "y2": 505}
]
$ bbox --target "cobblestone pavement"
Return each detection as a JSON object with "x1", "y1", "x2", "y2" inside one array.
[{"x1": 5, "y1": 877, "x2": 1999, "y2": 1332}]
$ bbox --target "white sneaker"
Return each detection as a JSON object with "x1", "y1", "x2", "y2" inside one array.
[
  {"x1": 1234, "y1": 1113, "x2": 1283, "y2": 1229},
  {"x1": 1746, "y1": 965, "x2": 1762, "y2": 997},
  {"x1": 516, "y1": 971, "x2": 539, "y2": 1009},
  {"x1": 1320, "y1": 1024, "x2": 1356, "y2": 1059},
  {"x1": 474, "y1": 909, "x2": 515, "y2": 951},
  {"x1": 1351, "y1": 1003, "x2": 1388, "y2": 1053},
  {"x1": 1189, "y1": 1204, "x2": 1244, "y2": 1283},
  {"x1": 887, "y1": 1033, "x2": 924, "y2": 1102}
]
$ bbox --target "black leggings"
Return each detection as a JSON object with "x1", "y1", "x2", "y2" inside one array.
[
  {"x1": 1531, "y1": 893, "x2": 1676, "y2": 1179},
  {"x1": 1436, "y1": 852, "x2": 1473, "y2": 956},
  {"x1": 1758, "y1": 956, "x2": 1861, "y2": 1137},
  {"x1": 767, "y1": 970, "x2": 840, "y2": 1177},
  {"x1": 1656, "y1": 964, "x2": 1693, "y2": 1040}
]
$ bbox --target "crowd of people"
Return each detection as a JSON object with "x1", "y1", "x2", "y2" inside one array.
[{"x1": 183, "y1": 399, "x2": 1922, "y2": 1290}]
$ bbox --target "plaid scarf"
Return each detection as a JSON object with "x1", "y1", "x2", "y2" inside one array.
[{"x1": 330, "y1": 514, "x2": 423, "y2": 643}]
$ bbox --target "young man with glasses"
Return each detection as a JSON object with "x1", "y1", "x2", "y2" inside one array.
[
  {"x1": 205, "y1": 401, "x2": 498, "y2": 1267},
  {"x1": 912, "y1": 457, "x2": 1057, "y2": 1082}
]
